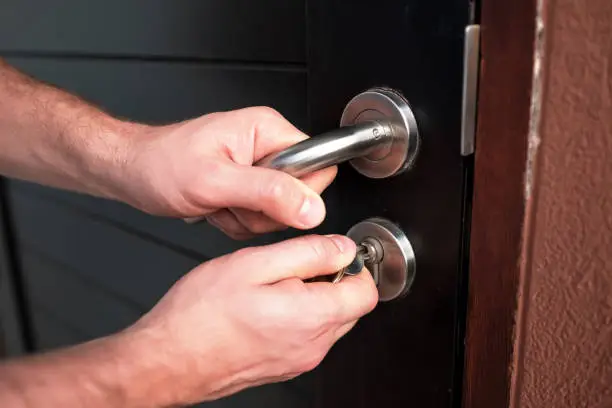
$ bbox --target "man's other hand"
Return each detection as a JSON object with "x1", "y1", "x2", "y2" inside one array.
[
  {"x1": 120, "y1": 108, "x2": 336, "y2": 238},
  {"x1": 121, "y1": 234, "x2": 378, "y2": 406}
]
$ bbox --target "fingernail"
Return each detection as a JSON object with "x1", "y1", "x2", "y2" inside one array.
[
  {"x1": 325, "y1": 234, "x2": 351, "y2": 253},
  {"x1": 298, "y1": 195, "x2": 325, "y2": 227}
]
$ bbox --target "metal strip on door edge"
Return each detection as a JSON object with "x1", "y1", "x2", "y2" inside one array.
[{"x1": 460, "y1": 25, "x2": 481, "y2": 156}]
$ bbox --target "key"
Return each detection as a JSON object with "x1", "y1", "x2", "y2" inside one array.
[
  {"x1": 331, "y1": 244, "x2": 368, "y2": 283},
  {"x1": 305, "y1": 243, "x2": 373, "y2": 284}
]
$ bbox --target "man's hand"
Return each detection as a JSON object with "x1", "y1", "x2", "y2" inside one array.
[
  {"x1": 119, "y1": 108, "x2": 336, "y2": 239},
  {"x1": 0, "y1": 60, "x2": 333, "y2": 238},
  {"x1": 0, "y1": 235, "x2": 378, "y2": 407},
  {"x1": 121, "y1": 234, "x2": 378, "y2": 406}
]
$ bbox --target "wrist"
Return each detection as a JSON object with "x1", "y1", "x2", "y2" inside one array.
[
  {"x1": 101, "y1": 327, "x2": 180, "y2": 407},
  {"x1": 116, "y1": 317, "x2": 233, "y2": 407},
  {"x1": 84, "y1": 117, "x2": 153, "y2": 204}
]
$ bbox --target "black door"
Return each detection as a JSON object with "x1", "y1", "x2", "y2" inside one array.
[
  {"x1": 0, "y1": 1, "x2": 471, "y2": 406},
  {"x1": 309, "y1": 2, "x2": 471, "y2": 407}
]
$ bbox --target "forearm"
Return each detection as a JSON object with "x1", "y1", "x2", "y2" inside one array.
[
  {"x1": 0, "y1": 331, "x2": 173, "y2": 408},
  {"x1": 0, "y1": 59, "x2": 147, "y2": 200}
]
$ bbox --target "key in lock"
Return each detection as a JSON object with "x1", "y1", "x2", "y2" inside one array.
[
  {"x1": 331, "y1": 237, "x2": 384, "y2": 284},
  {"x1": 306, "y1": 218, "x2": 416, "y2": 302}
]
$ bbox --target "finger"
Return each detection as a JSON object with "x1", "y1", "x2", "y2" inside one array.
[
  {"x1": 245, "y1": 107, "x2": 309, "y2": 159},
  {"x1": 198, "y1": 162, "x2": 326, "y2": 230},
  {"x1": 228, "y1": 234, "x2": 356, "y2": 283},
  {"x1": 184, "y1": 164, "x2": 334, "y2": 229},
  {"x1": 206, "y1": 210, "x2": 256, "y2": 240},
  {"x1": 228, "y1": 166, "x2": 337, "y2": 234},
  {"x1": 333, "y1": 319, "x2": 359, "y2": 341},
  {"x1": 306, "y1": 267, "x2": 379, "y2": 323},
  {"x1": 299, "y1": 166, "x2": 338, "y2": 194},
  {"x1": 207, "y1": 215, "x2": 254, "y2": 240},
  {"x1": 188, "y1": 157, "x2": 335, "y2": 230},
  {"x1": 237, "y1": 107, "x2": 336, "y2": 197},
  {"x1": 229, "y1": 208, "x2": 287, "y2": 234},
  {"x1": 184, "y1": 215, "x2": 205, "y2": 224}
]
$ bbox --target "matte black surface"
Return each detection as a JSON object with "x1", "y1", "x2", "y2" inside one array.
[
  {"x1": 21, "y1": 248, "x2": 144, "y2": 338},
  {"x1": 8, "y1": 180, "x2": 305, "y2": 260},
  {"x1": 0, "y1": 180, "x2": 29, "y2": 356},
  {"x1": 0, "y1": 0, "x2": 306, "y2": 63},
  {"x1": 7, "y1": 190, "x2": 201, "y2": 309},
  {"x1": 6, "y1": 57, "x2": 308, "y2": 129},
  {"x1": 31, "y1": 307, "x2": 89, "y2": 351},
  {"x1": 307, "y1": 1, "x2": 470, "y2": 407}
]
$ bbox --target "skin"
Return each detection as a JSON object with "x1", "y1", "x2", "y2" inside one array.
[{"x1": 0, "y1": 60, "x2": 378, "y2": 407}]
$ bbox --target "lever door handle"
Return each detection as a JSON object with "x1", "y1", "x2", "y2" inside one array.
[
  {"x1": 256, "y1": 120, "x2": 394, "y2": 178},
  {"x1": 258, "y1": 87, "x2": 419, "y2": 179},
  {"x1": 185, "y1": 88, "x2": 419, "y2": 223}
]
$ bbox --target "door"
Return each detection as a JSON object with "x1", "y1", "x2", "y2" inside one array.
[
  {"x1": 309, "y1": 2, "x2": 471, "y2": 407},
  {"x1": 0, "y1": 0, "x2": 472, "y2": 406}
]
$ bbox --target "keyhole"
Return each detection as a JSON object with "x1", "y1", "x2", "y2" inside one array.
[{"x1": 359, "y1": 237, "x2": 384, "y2": 285}]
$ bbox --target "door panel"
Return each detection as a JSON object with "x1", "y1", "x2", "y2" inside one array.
[
  {"x1": 0, "y1": 0, "x2": 306, "y2": 62},
  {"x1": 5, "y1": 57, "x2": 308, "y2": 128},
  {"x1": 30, "y1": 307, "x2": 90, "y2": 351},
  {"x1": 21, "y1": 248, "x2": 143, "y2": 340},
  {"x1": 8, "y1": 179, "x2": 304, "y2": 259}
]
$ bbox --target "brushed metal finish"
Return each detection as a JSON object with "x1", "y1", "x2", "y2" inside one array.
[
  {"x1": 341, "y1": 87, "x2": 420, "y2": 178},
  {"x1": 461, "y1": 25, "x2": 480, "y2": 156},
  {"x1": 257, "y1": 87, "x2": 419, "y2": 179},
  {"x1": 347, "y1": 217, "x2": 416, "y2": 302},
  {"x1": 256, "y1": 121, "x2": 394, "y2": 178}
]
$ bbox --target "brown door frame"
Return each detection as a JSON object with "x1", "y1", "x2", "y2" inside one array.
[{"x1": 463, "y1": 0, "x2": 537, "y2": 407}]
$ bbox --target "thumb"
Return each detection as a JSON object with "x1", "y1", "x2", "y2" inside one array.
[
  {"x1": 225, "y1": 234, "x2": 357, "y2": 284},
  {"x1": 201, "y1": 161, "x2": 326, "y2": 229}
]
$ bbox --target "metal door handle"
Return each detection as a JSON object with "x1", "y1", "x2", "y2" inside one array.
[
  {"x1": 256, "y1": 120, "x2": 394, "y2": 178},
  {"x1": 259, "y1": 87, "x2": 420, "y2": 180},
  {"x1": 185, "y1": 88, "x2": 419, "y2": 224}
]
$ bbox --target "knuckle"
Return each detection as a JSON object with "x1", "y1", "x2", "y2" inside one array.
[
  {"x1": 301, "y1": 304, "x2": 329, "y2": 329},
  {"x1": 230, "y1": 246, "x2": 255, "y2": 261},
  {"x1": 243, "y1": 106, "x2": 283, "y2": 122},
  {"x1": 193, "y1": 160, "x2": 227, "y2": 194},
  {"x1": 245, "y1": 219, "x2": 278, "y2": 234},
  {"x1": 305, "y1": 235, "x2": 341, "y2": 263},
  {"x1": 308, "y1": 239, "x2": 329, "y2": 262},
  {"x1": 219, "y1": 228, "x2": 244, "y2": 241},
  {"x1": 233, "y1": 210, "x2": 270, "y2": 234},
  {"x1": 365, "y1": 288, "x2": 379, "y2": 312},
  {"x1": 255, "y1": 106, "x2": 283, "y2": 119},
  {"x1": 299, "y1": 351, "x2": 326, "y2": 373},
  {"x1": 258, "y1": 174, "x2": 297, "y2": 208},
  {"x1": 362, "y1": 278, "x2": 380, "y2": 312},
  {"x1": 245, "y1": 220, "x2": 269, "y2": 234},
  {"x1": 207, "y1": 218, "x2": 245, "y2": 238},
  {"x1": 259, "y1": 175, "x2": 283, "y2": 200},
  {"x1": 312, "y1": 302, "x2": 341, "y2": 328}
]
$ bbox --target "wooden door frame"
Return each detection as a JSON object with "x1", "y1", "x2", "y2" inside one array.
[{"x1": 463, "y1": 0, "x2": 537, "y2": 407}]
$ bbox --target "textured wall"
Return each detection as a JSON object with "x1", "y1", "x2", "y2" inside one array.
[{"x1": 512, "y1": 0, "x2": 612, "y2": 407}]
